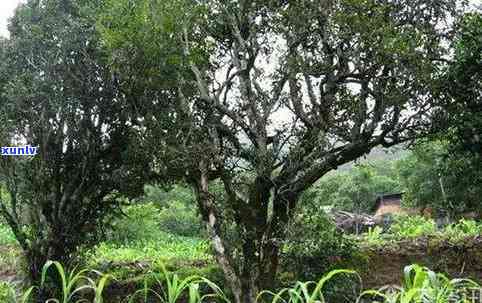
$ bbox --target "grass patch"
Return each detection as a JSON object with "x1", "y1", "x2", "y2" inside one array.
[
  {"x1": 358, "y1": 217, "x2": 482, "y2": 248},
  {"x1": 86, "y1": 233, "x2": 211, "y2": 266},
  {"x1": 0, "y1": 224, "x2": 16, "y2": 246}
]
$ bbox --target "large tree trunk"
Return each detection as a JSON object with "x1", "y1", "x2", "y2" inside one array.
[
  {"x1": 192, "y1": 161, "x2": 243, "y2": 303},
  {"x1": 192, "y1": 166, "x2": 294, "y2": 303}
]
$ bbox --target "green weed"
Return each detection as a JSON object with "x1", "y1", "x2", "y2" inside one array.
[
  {"x1": 389, "y1": 215, "x2": 437, "y2": 238},
  {"x1": 258, "y1": 269, "x2": 359, "y2": 303},
  {"x1": 0, "y1": 224, "x2": 16, "y2": 245},
  {"x1": 359, "y1": 264, "x2": 480, "y2": 303},
  {"x1": 128, "y1": 262, "x2": 229, "y2": 303}
]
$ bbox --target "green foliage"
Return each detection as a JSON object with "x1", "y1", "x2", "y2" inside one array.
[
  {"x1": 302, "y1": 162, "x2": 401, "y2": 214},
  {"x1": 142, "y1": 184, "x2": 203, "y2": 237},
  {"x1": 0, "y1": 0, "x2": 154, "y2": 284},
  {"x1": 281, "y1": 202, "x2": 365, "y2": 303},
  {"x1": 0, "y1": 281, "x2": 15, "y2": 303},
  {"x1": 0, "y1": 283, "x2": 35, "y2": 303},
  {"x1": 444, "y1": 219, "x2": 482, "y2": 242},
  {"x1": 158, "y1": 201, "x2": 203, "y2": 237},
  {"x1": 0, "y1": 224, "x2": 16, "y2": 246},
  {"x1": 143, "y1": 185, "x2": 195, "y2": 209},
  {"x1": 107, "y1": 203, "x2": 164, "y2": 244},
  {"x1": 107, "y1": 200, "x2": 203, "y2": 244},
  {"x1": 360, "y1": 264, "x2": 480, "y2": 303},
  {"x1": 97, "y1": 0, "x2": 210, "y2": 105},
  {"x1": 363, "y1": 226, "x2": 385, "y2": 246},
  {"x1": 129, "y1": 262, "x2": 229, "y2": 303},
  {"x1": 283, "y1": 208, "x2": 358, "y2": 282},
  {"x1": 396, "y1": 141, "x2": 482, "y2": 216},
  {"x1": 396, "y1": 143, "x2": 444, "y2": 210},
  {"x1": 2, "y1": 260, "x2": 112, "y2": 303},
  {"x1": 388, "y1": 215, "x2": 437, "y2": 238},
  {"x1": 37, "y1": 260, "x2": 112, "y2": 303},
  {"x1": 359, "y1": 217, "x2": 482, "y2": 247},
  {"x1": 88, "y1": 234, "x2": 211, "y2": 266},
  {"x1": 442, "y1": 12, "x2": 482, "y2": 156},
  {"x1": 258, "y1": 269, "x2": 359, "y2": 303},
  {"x1": 6, "y1": 259, "x2": 482, "y2": 303}
]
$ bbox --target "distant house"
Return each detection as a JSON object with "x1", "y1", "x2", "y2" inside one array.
[{"x1": 373, "y1": 193, "x2": 405, "y2": 217}]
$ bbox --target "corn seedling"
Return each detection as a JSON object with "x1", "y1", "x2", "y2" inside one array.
[
  {"x1": 37, "y1": 260, "x2": 112, "y2": 303},
  {"x1": 358, "y1": 264, "x2": 480, "y2": 303},
  {"x1": 0, "y1": 281, "x2": 17, "y2": 303},
  {"x1": 0, "y1": 278, "x2": 36, "y2": 303},
  {"x1": 257, "y1": 269, "x2": 358, "y2": 303},
  {"x1": 128, "y1": 262, "x2": 229, "y2": 303}
]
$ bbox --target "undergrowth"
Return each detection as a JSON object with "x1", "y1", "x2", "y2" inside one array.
[{"x1": 2, "y1": 262, "x2": 480, "y2": 303}]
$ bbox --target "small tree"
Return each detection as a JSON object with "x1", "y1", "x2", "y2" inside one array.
[
  {"x1": 99, "y1": 0, "x2": 463, "y2": 302},
  {"x1": 442, "y1": 11, "x2": 482, "y2": 156},
  {"x1": 402, "y1": 11, "x2": 482, "y2": 219},
  {"x1": 396, "y1": 140, "x2": 482, "y2": 218},
  {"x1": 0, "y1": 0, "x2": 150, "y2": 285}
]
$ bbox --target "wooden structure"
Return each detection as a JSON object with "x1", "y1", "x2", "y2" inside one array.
[{"x1": 373, "y1": 193, "x2": 405, "y2": 217}]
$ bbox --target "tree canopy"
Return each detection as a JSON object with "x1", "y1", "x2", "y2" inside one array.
[
  {"x1": 0, "y1": 0, "x2": 151, "y2": 285},
  {"x1": 98, "y1": 0, "x2": 465, "y2": 301},
  {"x1": 442, "y1": 11, "x2": 482, "y2": 156},
  {"x1": 0, "y1": 0, "x2": 476, "y2": 301}
]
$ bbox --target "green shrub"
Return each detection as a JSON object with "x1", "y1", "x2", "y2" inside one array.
[
  {"x1": 108, "y1": 195, "x2": 203, "y2": 242},
  {"x1": 0, "y1": 281, "x2": 15, "y2": 303},
  {"x1": 283, "y1": 209, "x2": 358, "y2": 285},
  {"x1": 362, "y1": 226, "x2": 385, "y2": 246},
  {"x1": 107, "y1": 203, "x2": 163, "y2": 244},
  {"x1": 142, "y1": 184, "x2": 195, "y2": 209},
  {"x1": 145, "y1": 184, "x2": 204, "y2": 237},
  {"x1": 450, "y1": 219, "x2": 480, "y2": 234},
  {"x1": 158, "y1": 200, "x2": 203, "y2": 237},
  {"x1": 389, "y1": 215, "x2": 437, "y2": 238},
  {"x1": 444, "y1": 219, "x2": 482, "y2": 242},
  {"x1": 0, "y1": 224, "x2": 16, "y2": 245}
]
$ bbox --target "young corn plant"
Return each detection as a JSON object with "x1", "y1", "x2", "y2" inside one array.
[
  {"x1": 34, "y1": 260, "x2": 112, "y2": 303},
  {"x1": 128, "y1": 262, "x2": 229, "y2": 303},
  {"x1": 358, "y1": 264, "x2": 480, "y2": 303},
  {"x1": 257, "y1": 269, "x2": 358, "y2": 303},
  {"x1": 0, "y1": 279, "x2": 38, "y2": 303},
  {"x1": 90, "y1": 270, "x2": 114, "y2": 303},
  {"x1": 0, "y1": 281, "x2": 16, "y2": 303}
]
